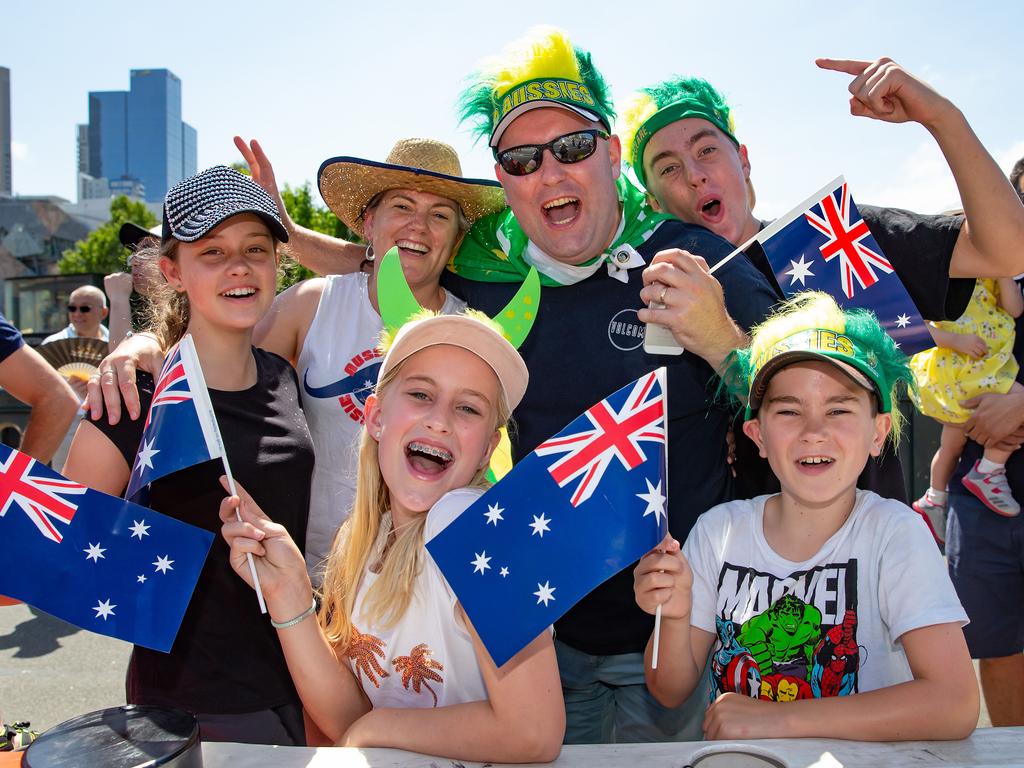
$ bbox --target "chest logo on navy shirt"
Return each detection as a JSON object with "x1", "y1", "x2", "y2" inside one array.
[
  {"x1": 303, "y1": 348, "x2": 382, "y2": 423},
  {"x1": 607, "y1": 309, "x2": 646, "y2": 351}
]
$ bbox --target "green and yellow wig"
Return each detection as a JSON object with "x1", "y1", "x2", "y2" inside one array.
[
  {"x1": 619, "y1": 76, "x2": 739, "y2": 189},
  {"x1": 458, "y1": 27, "x2": 615, "y2": 149},
  {"x1": 721, "y1": 292, "x2": 914, "y2": 441}
]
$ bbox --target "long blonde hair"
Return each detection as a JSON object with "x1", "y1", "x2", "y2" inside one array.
[{"x1": 318, "y1": 355, "x2": 511, "y2": 651}]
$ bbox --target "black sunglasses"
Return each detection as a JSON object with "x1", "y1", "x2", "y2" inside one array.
[
  {"x1": 496, "y1": 129, "x2": 609, "y2": 176},
  {"x1": 67, "y1": 305, "x2": 93, "y2": 313}
]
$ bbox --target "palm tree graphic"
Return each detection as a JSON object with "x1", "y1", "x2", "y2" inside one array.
[
  {"x1": 393, "y1": 643, "x2": 445, "y2": 706},
  {"x1": 346, "y1": 625, "x2": 389, "y2": 688}
]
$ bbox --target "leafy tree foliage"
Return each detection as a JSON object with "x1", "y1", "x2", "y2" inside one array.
[{"x1": 58, "y1": 196, "x2": 158, "y2": 276}]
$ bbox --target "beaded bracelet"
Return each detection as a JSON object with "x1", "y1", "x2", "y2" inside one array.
[{"x1": 270, "y1": 598, "x2": 317, "y2": 629}]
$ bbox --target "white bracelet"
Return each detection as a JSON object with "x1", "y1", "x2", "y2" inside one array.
[{"x1": 270, "y1": 598, "x2": 317, "y2": 629}]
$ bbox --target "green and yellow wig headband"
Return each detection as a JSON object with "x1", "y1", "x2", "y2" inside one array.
[
  {"x1": 620, "y1": 76, "x2": 739, "y2": 189},
  {"x1": 722, "y1": 293, "x2": 913, "y2": 432},
  {"x1": 458, "y1": 27, "x2": 615, "y2": 149}
]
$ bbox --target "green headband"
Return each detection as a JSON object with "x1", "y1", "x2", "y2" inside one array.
[
  {"x1": 489, "y1": 77, "x2": 610, "y2": 148},
  {"x1": 747, "y1": 327, "x2": 890, "y2": 417},
  {"x1": 631, "y1": 99, "x2": 738, "y2": 188}
]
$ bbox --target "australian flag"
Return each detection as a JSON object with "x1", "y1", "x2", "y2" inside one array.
[
  {"x1": 426, "y1": 369, "x2": 669, "y2": 667},
  {"x1": 126, "y1": 335, "x2": 224, "y2": 501},
  {"x1": 750, "y1": 176, "x2": 931, "y2": 354},
  {"x1": 0, "y1": 444, "x2": 212, "y2": 651}
]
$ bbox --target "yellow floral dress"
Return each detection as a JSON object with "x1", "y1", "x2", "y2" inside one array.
[{"x1": 910, "y1": 278, "x2": 1018, "y2": 424}]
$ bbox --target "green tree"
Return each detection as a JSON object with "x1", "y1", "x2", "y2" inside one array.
[
  {"x1": 58, "y1": 196, "x2": 158, "y2": 275},
  {"x1": 277, "y1": 182, "x2": 361, "y2": 289}
]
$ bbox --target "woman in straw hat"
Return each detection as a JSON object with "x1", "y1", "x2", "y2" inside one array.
[{"x1": 88, "y1": 137, "x2": 506, "y2": 588}]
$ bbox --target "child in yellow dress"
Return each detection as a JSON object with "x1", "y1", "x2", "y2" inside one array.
[{"x1": 911, "y1": 277, "x2": 1024, "y2": 540}]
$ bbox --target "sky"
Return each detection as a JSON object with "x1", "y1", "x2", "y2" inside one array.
[{"x1": 6, "y1": 1, "x2": 1024, "y2": 220}]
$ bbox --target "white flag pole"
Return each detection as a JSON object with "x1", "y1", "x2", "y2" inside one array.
[
  {"x1": 651, "y1": 366, "x2": 668, "y2": 670},
  {"x1": 705, "y1": 174, "x2": 846, "y2": 278},
  {"x1": 179, "y1": 335, "x2": 267, "y2": 614}
]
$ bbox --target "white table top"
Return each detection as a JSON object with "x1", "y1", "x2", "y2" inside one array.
[{"x1": 202, "y1": 726, "x2": 1024, "y2": 768}]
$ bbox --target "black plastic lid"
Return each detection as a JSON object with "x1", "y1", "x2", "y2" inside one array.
[{"x1": 24, "y1": 705, "x2": 201, "y2": 768}]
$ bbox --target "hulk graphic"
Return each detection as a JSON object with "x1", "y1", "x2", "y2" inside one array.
[{"x1": 737, "y1": 594, "x2": 822, "y2": 674}]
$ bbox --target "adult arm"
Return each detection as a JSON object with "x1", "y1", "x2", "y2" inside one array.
[
  {"x1": 703, "y1": 621, "x2": 978, "y2": 740},
  {"x1": 639, "y1": 251, "x2": 749, "y2": 372},
  {"x1": 252, "y1": 277, "x2": 325, "y2": 366},
  {"x1": 341, "y1": 614, "x2": 565, "y2": 762},
  {"x1": 818, "y1": 58, "x2": 1024, "y2": 278},
  {"x1": 962, "y1": 389, "x2": 1024, "y2": 449},
  {"x1": 104, "y1": 272, "x2": 135, "y2": 349},
  {"x1": 234, "y1": 137, "x2": 365, "y2": 276},
  {"x1": 0, "y1": 345, "x2": 78, "y2": 462},
  {"x1": 84, "y1": 333, "x2": 165, "y2": 424}
]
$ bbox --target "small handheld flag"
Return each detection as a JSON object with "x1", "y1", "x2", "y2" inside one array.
[
  {"x1": 427, "y1": 369, "x2": 669, "y2": 667},
  {"x1": 741, "y1": 176, "x2": 932, "y2": 354},
  {"x1": 126, "y1": 334, "x2": 266, "y2": 612},
  {"x1": 0, "y1": 444, "x2": 213, "y2": 652}
]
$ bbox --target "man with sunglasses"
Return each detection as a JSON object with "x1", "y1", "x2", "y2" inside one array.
[
  {"x1": 43, "y1": 285, "x2": 110, "y2": 345},
  {"x1": 444, "y1": 28, "x2": 778, "y2": 744}
]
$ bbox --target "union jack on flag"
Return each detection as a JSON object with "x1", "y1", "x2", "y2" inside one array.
[
  {"x1": 126, "y1": 334, "x2": 226, "y2": 501},
  {"x1": 144, "y1": 343, "x2": 195, "y2": 430},
  {"x1": 427, "y1": 369, "x2": 669, "y2": 666},
  {"x1": 804, "y1": 182, "x2": 894, "y2": 300},
  {"x1": 0, "y1": 443, "x2": 213, "y2": 652},
  {"x1": 0, "y1": 449, "x2": 87, "y2": 543},
  {"x1": 536, "y1": 371, "x2": 665, "y2": 506},
  {"x1": 748, "y1": 175, "x2": 932, "y2": 354}
]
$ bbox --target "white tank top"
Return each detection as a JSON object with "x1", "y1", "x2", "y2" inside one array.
[
  {"x1": 346, "y1": 488, "x2": 487, "y2": 709},
  {"x1": 297, "y1": 273, "x2": 466, "y2": 582}
]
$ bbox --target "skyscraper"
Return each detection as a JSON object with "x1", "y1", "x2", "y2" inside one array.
[
  {"x1": 0, "y1": 67, "x2": 12, "y2": 196},
  {"x1": 81, "y1": 69, "x2": 197, "y2": 202}
]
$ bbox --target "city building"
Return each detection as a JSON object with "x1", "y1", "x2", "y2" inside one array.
[
  {"x1": 0, "y1": 67, "x2": 11, "y2": 197},
  {"x1": 79, "y1": 68, "x2": 196, "y2": 203}
]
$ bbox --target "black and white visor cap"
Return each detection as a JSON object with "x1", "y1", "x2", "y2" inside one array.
[{"x1": 161, "y1": 165, "x2": 289, "y2": 244}]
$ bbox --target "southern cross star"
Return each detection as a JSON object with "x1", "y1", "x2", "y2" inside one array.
[
  {"x1": 529, "y1": 513, "x2": 551, "y2": 537},
  {"x1": 484, "y1": 503, "x2": 504, "y2": 526},
  {"x1": 83, "y1": 542, "x2": 106, "y2": 562},
  {"x1": 895, "y1": 313, "x2": 911, "y2": 328},
  {"x1": 129, "y1": 520, "x2": 151, "y2": 540},
  {"x1": 135, "y1": 438, "x2": 159, "y2": 473},
  {"x1": 534, "y1": 581, "x2": 556, "y2": 606},
  {"x1": 637, "y1": 478, "x2": 667, "y2": 524},
  {"x1": 153, "y1": 555, "x2": 174, "y2": 574},
  {"x1": 471, "y1": 551, "x2": 492, "y2": 574},
  {"x1": 93, "y1": 599, "x2": 116, "y2": 620},
  {"x1": 785, "y1": 255, "x2": 815, "y2": 286}
]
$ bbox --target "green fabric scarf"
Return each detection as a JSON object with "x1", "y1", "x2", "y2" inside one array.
[{"x1": 449, "y1": 175, "x2": 673, "y2": 286}]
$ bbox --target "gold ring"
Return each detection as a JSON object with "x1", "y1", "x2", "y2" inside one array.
[{"x1": 658, "y1": 286, "x2": 668, "y2": 305}]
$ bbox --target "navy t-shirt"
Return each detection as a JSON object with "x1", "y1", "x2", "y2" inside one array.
[
  {"x1": 0, "y1": 313, "x2": 25, "y2": 364},
  {"x1": 445, "y1": 218, "x2": 779, "y2": 655}
]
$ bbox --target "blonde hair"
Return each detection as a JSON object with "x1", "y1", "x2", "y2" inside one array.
[{"x1": 318, "y1": 352, "x2": 511, "y2": 651}]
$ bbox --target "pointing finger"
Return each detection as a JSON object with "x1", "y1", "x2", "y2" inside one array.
[{"x1": 815, "y1": 58, "x2": 870, "y2": 75}]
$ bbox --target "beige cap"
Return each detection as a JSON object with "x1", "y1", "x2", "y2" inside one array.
[{"x1": 378, "y1": 314, "x2": 529, "y2": 410}]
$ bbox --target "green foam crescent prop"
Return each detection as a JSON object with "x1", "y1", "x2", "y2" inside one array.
[
  {"x1": 492, "y1": 266, "x2": 540, "y2": 348},
  {"x1": 377, "y1": 246, "x2": 422, "y2": 336},
  {"x1": 378, "y1": 244, "x2": 540, "y2": 349}
]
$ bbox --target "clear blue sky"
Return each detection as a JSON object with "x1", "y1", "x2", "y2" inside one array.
[{"x1": 7, "y1": 1, "x2": 1023, "y2": 219}]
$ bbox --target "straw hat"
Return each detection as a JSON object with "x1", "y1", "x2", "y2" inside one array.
[{"x1": 318, "y1": 138, "x2": 506, "y2": 236}]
